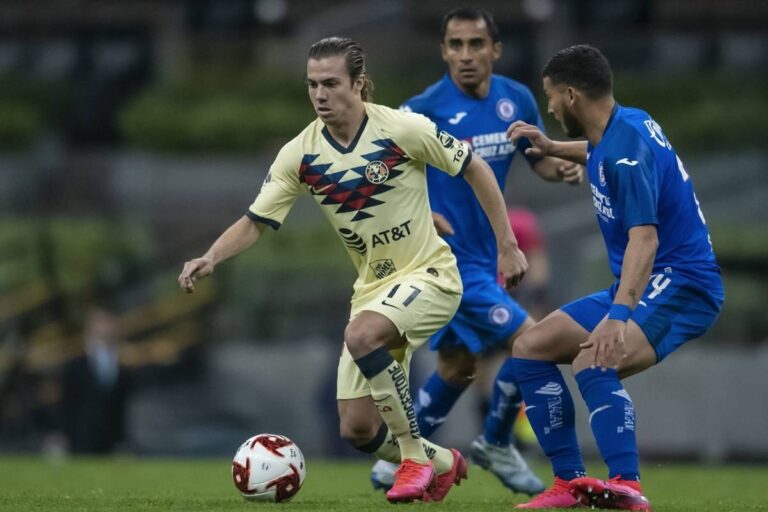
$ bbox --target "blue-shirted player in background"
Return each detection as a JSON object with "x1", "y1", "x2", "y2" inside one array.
[
  {"x1": 507, "y1": 45, "x2": 724, "y2": 510},
  {"x1": 371, "y1": 7, "x2": 583, "y2": 495}
]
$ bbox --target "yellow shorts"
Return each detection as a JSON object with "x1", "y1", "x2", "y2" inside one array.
[{"x1": 336, "y1": 275, "x2": 461, "y2": 400}]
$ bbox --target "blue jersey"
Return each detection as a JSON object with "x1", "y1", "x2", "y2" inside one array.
[
  {"x1": 587, "y1": 104, "x2": 719, "y2": 281},
  {"x1": 401, "y1": 74, "x2": 545, "y2": 279}
]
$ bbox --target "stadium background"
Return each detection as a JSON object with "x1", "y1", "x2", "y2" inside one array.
[{"x1": 0, "y1": 0, "x2": 766, "y2": 470}]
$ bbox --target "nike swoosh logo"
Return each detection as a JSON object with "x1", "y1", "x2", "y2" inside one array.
[
  {"x1": 616, "y1": 158, "x2": 639, "y2": 166},
  {"x1": 524, "y1": 405, "x2": 536, "y2": 412},
  {"x1": 381, "y1": 300, "x2": 402, "y2": 310},
  {"x1": 310, "y1": 184, "x2": 334, "y2": 195},
  {"x1": 448, "y1": 112, "x2": 467, "y2": 125}
]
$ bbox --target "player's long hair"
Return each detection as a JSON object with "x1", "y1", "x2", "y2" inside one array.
[{"x1": 308, "y1": 37, "x2": 375, "y2": 101}]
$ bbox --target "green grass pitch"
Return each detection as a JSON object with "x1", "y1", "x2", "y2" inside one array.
[{"x1": 0, "y1": 457, "x2": 766, "y2": 511}]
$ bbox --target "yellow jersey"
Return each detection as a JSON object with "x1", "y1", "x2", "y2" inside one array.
[{"x1": 248, "y1": 102, "x2": 471, "y2": 302}]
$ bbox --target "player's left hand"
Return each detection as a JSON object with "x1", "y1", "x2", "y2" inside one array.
[
  {"x1": 557, "y1": 161, "x2": 584, "y2": 185},
  {"x1": 498, "y1": 243, "x2": 528, "y2": 288},
  {"x1": 507, "y1": 121, "x2": 552, "y2": 158},
  {"x1": 579, "y1": 319, "x2": 628, "y2": 370}
]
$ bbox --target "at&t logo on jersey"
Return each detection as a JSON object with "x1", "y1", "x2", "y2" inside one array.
[
  {"x1": 372, "y1": 220, "x2": 412, "y2": 247},
  {"x1": 338, "y1": 228, "x2": 367, "y2": 255},
  {"x1": 496, "y1": 98, "x2": 516, "y2": 121}
]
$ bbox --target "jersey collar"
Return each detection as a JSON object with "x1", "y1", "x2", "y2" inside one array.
[
  {"x1": 603, "y1": 103, "x2": 621, "y2": 137},
  {"x1": 444, "y1": 73, "x2": 495, "y2": 100},
  {"x1": 322, "y1": 114, "x2": 369, "y2": 154}
]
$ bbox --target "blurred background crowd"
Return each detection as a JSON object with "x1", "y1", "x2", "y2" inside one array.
[{"x1": 0, "y1": 0, "x2": 766, "y2": 462}]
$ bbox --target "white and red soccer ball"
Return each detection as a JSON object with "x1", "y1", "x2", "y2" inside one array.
[{"x1": 231, "y1": 433, "x2": 306, "y2": 502}]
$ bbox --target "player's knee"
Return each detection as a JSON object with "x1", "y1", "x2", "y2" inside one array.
[
  {"x1": 338, "y1": 416, "x2": 379, "y2": 448},
  {"x1": 344, "y1": 322, "x2": 384, "y2": 357},
  {"x1": 437, "y1": 353, "x2": 476, "y2": 387},
  {"x1": 512, "y1": 329, "x2": 539, "y2": 359}
]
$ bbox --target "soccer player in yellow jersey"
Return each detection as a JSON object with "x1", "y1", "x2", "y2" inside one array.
[{"x1": 178, "y1": 36, "x2": 527, "y2": 503}]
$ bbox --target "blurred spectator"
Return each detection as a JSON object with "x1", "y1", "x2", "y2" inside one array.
[
  {"x1": 505, "y1": 207, "x2": 552, "y2": 320},
  {"x1": 59, "y1": 305, "x2": 129, "y2": 454}
]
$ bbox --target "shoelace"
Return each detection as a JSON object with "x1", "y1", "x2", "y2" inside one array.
[
  {"x1": 536, "y1": 480, "x2": 570, "y2": 499},
  {"x1": 394, "y1": 461, "x2": 428, "y2": 483},
  {"x1": 607, "y1": 475, "x2": 643, "y2": 494}
]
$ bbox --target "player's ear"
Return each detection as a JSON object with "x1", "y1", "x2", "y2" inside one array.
[
  {"x1": 566, "y1": 86, "x2": 577, "y2": 107},
  {"x1": 440, "y1": 43, "x2": 448, "y2": 63},
  {"x1": 492, "y1": 41, "x2": 502, "y2": 61},
  {"x1": 353, "y1": 74, "x2": 364, "y2": 95}
]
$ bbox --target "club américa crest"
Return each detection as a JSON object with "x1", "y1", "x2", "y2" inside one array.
[{"x1": 365, "y1": 160, "x2": 390, "y2": 184}]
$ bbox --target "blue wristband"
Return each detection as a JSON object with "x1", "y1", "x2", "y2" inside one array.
[{"x1": 608, "y1": 304, "x2": 633, "y2": 322}]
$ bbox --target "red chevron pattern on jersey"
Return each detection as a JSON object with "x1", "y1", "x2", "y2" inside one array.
[{"x1": 299, "y1": 139, "x2": 410, "y2": 222}]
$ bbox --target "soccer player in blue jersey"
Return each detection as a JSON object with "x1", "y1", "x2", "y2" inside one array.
[
  {"x1": 370, "y1": 7, "x2": 582, "y2": 495},
  {"x1": 506, "y1": 45, "x2": 724, "y2": 509}
]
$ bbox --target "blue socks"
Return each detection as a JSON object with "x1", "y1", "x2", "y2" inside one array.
[
  {"x1": 415, "y1": 372, "x2": 465, "y2": 437},
  {"x1": 483, "y1": 357, "x2": 523, "y2": 446},
  {"x1": 514, "y1": 358, "x2": 586, "y2": 480},
  {"x1": 576, "y1": 368, "x2": 640, "y2": 481}
]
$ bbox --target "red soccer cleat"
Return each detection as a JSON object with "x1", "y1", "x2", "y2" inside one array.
[
  {"x1": 515, "y1": 477, "x2": 582, "y2": 508},
  {"x1": 569, "y1": 476, "x2": 652, "y2": 511},
  {"x1": 424, "y1": 449, "x2": 468, "y2": 502},
  {"x1": 385, "y1": 459, "x2": 436, "y2": 503}
]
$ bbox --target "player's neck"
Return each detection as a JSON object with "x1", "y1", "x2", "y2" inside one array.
[
  {"x1": 324, "y1": 102, "x2": 367, "y2": 146},
  {"x1": 583, "y1": 96, "x2": 616, "y2": 146},
  {"x1": 452, "y1": 75, "x2": 491, "y2": 99}
]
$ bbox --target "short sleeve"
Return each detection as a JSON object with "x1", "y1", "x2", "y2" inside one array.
[
  {"x1": 247, "y1": 141, "x2": 303, "y2": 229},
  {"x1": 608, "y1": 133, "x2": 659, "y2": 232},
  {"x1": 396, "y1": 112, "x2": 472, "y2": 177}
]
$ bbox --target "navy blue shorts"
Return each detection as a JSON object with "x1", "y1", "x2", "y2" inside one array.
[
  {"x1": 561, "y1": 269, "x2": 724, "y2": 362},
  {"x1": 429, "y1": 274, "x2": 529, "y2": 354}
]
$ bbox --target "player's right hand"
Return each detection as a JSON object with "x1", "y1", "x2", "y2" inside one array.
[
  {"x1": 178, "y1": 257, "x2": 214, "y2": 293},
  {"x1": 507, "y1": 121, "x2": 553, "y2": 159},
  {"x1": 498, "y1": 243, "x2": 528, "y2": 289},
  {"x1": 432, "y1": 212, "x2": 455, "y2": 236},
  {"x1": 557, "y1": 161, "x2": 584, "y2": 185}
]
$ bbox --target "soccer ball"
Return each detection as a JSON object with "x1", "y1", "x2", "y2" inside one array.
[{"x1": 231, "y1": 433, "x2": 306, "y2": 502}]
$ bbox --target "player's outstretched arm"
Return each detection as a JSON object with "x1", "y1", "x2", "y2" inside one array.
[
  {"x1": 463, "y1": 155, "x2": 528, "y2": 288},
  {"x1": 178, "y1": 216, "x2": 267, "y2": 293},
  {"x1": 507, "y1": 121, "x2": 588, "y2": 165}
]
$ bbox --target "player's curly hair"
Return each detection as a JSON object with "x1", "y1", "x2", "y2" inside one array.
[
  {"x1": 543, "y1": 45, "x2": 613, "y2": 99},
  {"x1": 307, "y1": 37, "x2": 375, "y2": 101}
]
